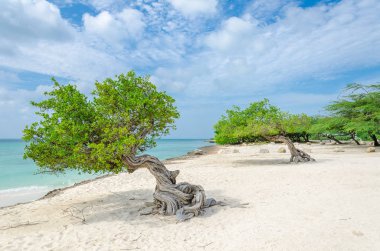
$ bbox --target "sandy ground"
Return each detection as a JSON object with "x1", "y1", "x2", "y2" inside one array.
[{"x1": 0, "y1": 143, "x2": 379, "y2": 251}]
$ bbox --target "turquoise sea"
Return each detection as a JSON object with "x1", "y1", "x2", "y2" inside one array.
[{"x1": 0, "y1": 139, "x2": 211, "y2": 207}]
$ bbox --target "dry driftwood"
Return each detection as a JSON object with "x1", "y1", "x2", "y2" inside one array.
[{"x1": 124, "y1": 154, "x2": 218, "y2": 221}]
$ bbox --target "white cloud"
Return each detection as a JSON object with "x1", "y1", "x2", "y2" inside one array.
[
  {"x1": 168, "y1": 0, "x2": 218, "y2": 17},
  {"x1": 1, "y1": 0, "x2": 380, "y2": 138},
  {"x1": 205, "y1": 17, "x2": 254, "y2": 51},
  {"x1": 83, "y1": 8, "x2": 145, "y2": 44},
  {"x1": 0, "y1": 0, "x2": 74, "y2": 54},
  {"x1": 0, "y1": 1, "x2": 133, "y2": 86},
  {"x1": 153, "y1": 0, "x2": 380, "y2": 97}
]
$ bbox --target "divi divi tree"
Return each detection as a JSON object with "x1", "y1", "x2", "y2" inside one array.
[
  {"x1": 23, "y1": 71, "x2": 217, "y2": 221},
  {"x1": 214, "y1": 99, "x2": 315, "y2": 163},
  {"x1": 326, "y1": 83, "x2": 380, "y2": 146}
]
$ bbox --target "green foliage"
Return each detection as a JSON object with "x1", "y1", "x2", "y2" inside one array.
[
  {"x1": 308, "y1": 83, "x2": 379, "y2": 144},
  {"x1": 214, "y1": 99, "x2": 280, "y2": 144},
  {"x1": 283, "y1": 113, "x2": 313, "y2": 142},
  {"x1": 214, "y1": 99, "x2": 312, "y2": 144},
  {"x1": 326, "y1": 83, "x2": 380, "y2": 138},
  {"x1": 214, "y1": 83, "x2": 379, "y2": 145},
  {"x1": 309, "y1": 116, "x2": 347, "y2": 136},
  {"x1": 23, "y1": 71, "x2": 180, "y2": 174}
]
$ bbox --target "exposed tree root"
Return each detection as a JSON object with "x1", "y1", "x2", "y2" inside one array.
[
  {"x1": 124, "y1": 154, "x2": 218, "y2": 221},
  {"x1": 276, "y1": 136, "x2": 315, "y2": 163}
]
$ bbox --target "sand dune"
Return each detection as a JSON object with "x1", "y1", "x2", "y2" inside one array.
[{"x1": 1, "y1": 143, "x2": 379, "y2": 250}]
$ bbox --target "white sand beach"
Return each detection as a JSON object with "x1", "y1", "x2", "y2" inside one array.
[{"x1": 1, "y1": 143, "x2": 380, "y2": 250}]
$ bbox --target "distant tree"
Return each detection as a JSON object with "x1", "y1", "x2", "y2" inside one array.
[
  {"x1": 310, "y1": 116, "x2": 352, "y2": 144},
  {"x1": 326, "y1": 83, "x2": 380, "y2": 146},
  {"x1": 23, "y1": 71, "x2": 217, "y2": 221},
  {"x1": 214, "y1": 99, "x2": 315, "y2": 163},
  {"x1": 283, "y1": 113, "x2": 313, "y2": 142},
  {"x1": 214, "y1": 104, "x2": 252, "y2": 145}
]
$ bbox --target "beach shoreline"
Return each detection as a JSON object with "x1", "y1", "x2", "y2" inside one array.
[
  {"x1": 1, "y1": 142, "x2": 379, "y2": 250},
  {"x1": 0, "y1": 144, "x2": 219, "y2": 209},
  {"x1": 40, "y1": 144, "x2": 220, "y2": 202}
]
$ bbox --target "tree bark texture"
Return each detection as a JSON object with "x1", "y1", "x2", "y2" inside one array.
[
  {"x1": 370, "y1": 134, "x2": 380, "y2": 146},
  {"x1": 325, "y1": 134, "x2": 343, "y2": 144},
  {"x1": 123, "y1": 154, "x2": 217, "y2": 221},
  {"x1": 276, "y1": 136, "x2": 316, "y2": 163}
]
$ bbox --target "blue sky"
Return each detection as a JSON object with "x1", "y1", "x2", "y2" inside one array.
[{"x1": 0, "y1": 0, "x2": 379, "y2": 138}]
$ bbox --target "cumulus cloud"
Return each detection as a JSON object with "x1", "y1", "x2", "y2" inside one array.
[
  {"x1": 0, "y1": 0, "x2": 74, "y2": 55},
  {"x1": 1, "y1": 0, "x2": 380, "y2": 138},
  {"x1": 0, "y1": 1, "x2": 130, "y2": 86},
  {"x1": 204, "y1": 17, "x2": 254, "y2": 51},
  {"x1": 168, "y1": 0, "x2": 218, "y2": 17},
  {"x1": 0, "y1": 1, "x2": 131, "y2": 138},
  {"x1": 154, "y1": 0, "x2": 380, "y2": 97},
  {"x1": 83, "y1": 8, "x2": 145, "y2": 44}
]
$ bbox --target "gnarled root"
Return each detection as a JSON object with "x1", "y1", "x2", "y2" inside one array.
[
  {"x1": 124, "y1": 154, "x2": 218, "y2": 221},
  {"x1": 276, "y1": 136, "x2": 315, "y2": 163},
  {"x1": 290, "y1": 148, "x2": 315, "y2": 163}
]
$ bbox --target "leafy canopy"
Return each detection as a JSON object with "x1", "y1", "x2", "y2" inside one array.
[
  {"x1": 282, "y1": 113, "x2": 313, "y2": 141},
  {"x1": 23, "y1": 71, "x2": 179, "y2": 174},
  {"x1": 309, "y1": 116, "x2": 347, "y2": 136},
  {"x1": 214, "y1": 99, "x2": 305, "y2": 144},
  {"x1": 323, "y1": 83, "x2": 380, "y2": 138}
]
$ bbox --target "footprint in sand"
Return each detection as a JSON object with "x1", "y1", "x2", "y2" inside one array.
[{"x1": 352, "y1": 230, "x2": 364, "y2": 237}]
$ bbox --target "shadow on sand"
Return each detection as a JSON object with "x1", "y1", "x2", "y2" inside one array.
[
  {"x1": 62, "y1": 188, "x2": 242, "y2": 226},
  {"x1": 233, "y1": 158, "x2": 291, "y2": 166}
]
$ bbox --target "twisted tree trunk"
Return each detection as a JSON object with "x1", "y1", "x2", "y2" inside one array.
[
  {"x1": 123, "y1": 154, "x2": 217, "y2": 221},
  {"x1": 302, "y1": 134, "x2": 310, "y2": 143},
  {"x1": 325, "y1": 134, "x2": 343, "y2": 144},
  {"x1": 276, "y1": 136, "x2": 315, "y2": 163},
  {"x1": 370, "y1": 134, "x2": 380, "y2": 146},
  {"x1": 350, "y1": 132, "x2": 360, "y2": 145}
]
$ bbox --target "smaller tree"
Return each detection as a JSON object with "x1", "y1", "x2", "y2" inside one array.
[
  {"x1": 309, "y1": 116, "x2": 360, "y2": 144},
  {"x1": 214, "y1": 99, "x2": 315, "y2": 163},
  {"x1": 326, "y1": 83, "x2": 380, "y2": 146},
  {"x1": 283, "y1": 113, "x2": 313, "y2": 142},
  {"x1": 214, "y1": 106, "x2": 252, "y2": 144}
]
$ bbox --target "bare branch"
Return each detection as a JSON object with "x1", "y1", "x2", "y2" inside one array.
[
  {"x1": 0, "y1": 220, "x2": 48, "y2": 230},
  {"x1": 63, "y1": 205, "x2": 93, "y2": 224}
]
